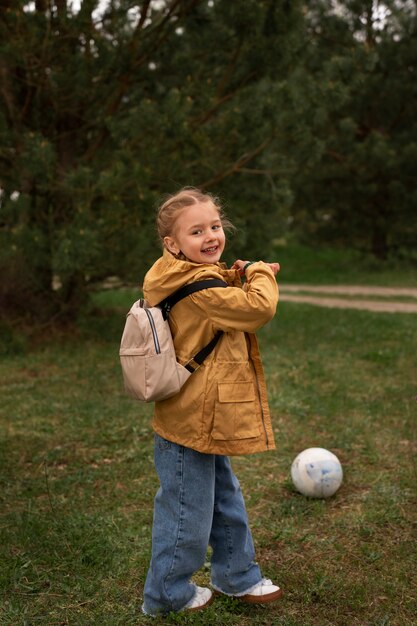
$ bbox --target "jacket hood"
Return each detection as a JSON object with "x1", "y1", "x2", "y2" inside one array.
[{"x1": 143, "y1": 248, "x2": 239, "y2": 306}]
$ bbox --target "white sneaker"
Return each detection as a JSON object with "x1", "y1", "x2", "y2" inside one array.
[
  {"x1": 141, "y1": 586, "x2": 213, "y2": 617},
  {"x1": 238, "y1": 578, "x2": 282, "y2": 604},
  {"x1": 183, "y1": 586, "x2": 213, "y2": 612},
  {"x1": 214, "y1": 578, "x2": 282, "y2": 604}
]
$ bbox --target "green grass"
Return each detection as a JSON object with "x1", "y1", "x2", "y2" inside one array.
[
  {"x1": 1, "y1": 290, "x2": 416, "y2": 625},
  {"x1": 272, "y1": 243, "x2": 417, "y2": 286}
]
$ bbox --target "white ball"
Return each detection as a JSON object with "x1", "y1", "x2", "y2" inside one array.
[{"x1": 291, "y1": 447, "x2": 343, "y2": 498}]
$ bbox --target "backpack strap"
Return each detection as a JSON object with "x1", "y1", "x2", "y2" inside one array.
[
  {"x1": 159, "y1": 278, "x2": 228, "y2": 372},
  {"x1": 160, "y1": 279, "x2": 228, "y2": 319},
  {"x1": 184, "y1": 331, "x2": 224, "y2": 373}
]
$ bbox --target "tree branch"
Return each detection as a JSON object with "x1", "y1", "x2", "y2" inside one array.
[
  {"x1": 192, "y1": 71, "x2": 257, "y2": 128},
  {"x1": 0, "y1": 60, "x2": 16, "y2": 126},
  {"x1": 199, "y1": 137, "x2": 273, "y2": 188},
  {"x1": 215, "y1": 40, "x2": 243, "y2": 100},
  {"x1": 82, "y1": 0, "x2": 202, "y2": 161},
  {"x1": 135, "y1": 0, "x2": 152, "y2": 33}
]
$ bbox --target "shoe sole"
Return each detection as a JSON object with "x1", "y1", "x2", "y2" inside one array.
[
  {"x1": 240, "y1": 587, "x2": 283, "y2": 604},
  {"x1": 214, "y1": 588, "x2": 283, "y2": 604}
]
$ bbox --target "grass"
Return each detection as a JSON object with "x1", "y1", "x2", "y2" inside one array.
[
  {"x1": 271, "y1": 243, "x2": 417, "y2": 286},
  {"x1": 1, "y1": 283, "x2": 416, "y2": 625}
]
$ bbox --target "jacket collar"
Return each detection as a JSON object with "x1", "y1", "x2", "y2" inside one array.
[{"x1": 143, "y1": 248, "x2": 241, "y2": 305}]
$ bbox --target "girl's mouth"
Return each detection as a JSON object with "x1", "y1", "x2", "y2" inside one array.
[{"x1": 202, "y1": 246, "x2": 218, "y2": 254}]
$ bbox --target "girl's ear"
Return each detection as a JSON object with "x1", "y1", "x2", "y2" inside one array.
[{"x1": 163, "y1": 236, "x2": 180, "y2": 256}]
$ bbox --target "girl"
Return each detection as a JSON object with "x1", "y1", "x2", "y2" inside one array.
[{"x1": 141, "y1": 187, "x2": 281, "y2": 616}]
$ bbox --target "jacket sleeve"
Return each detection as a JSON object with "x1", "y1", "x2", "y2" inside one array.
[{"x1": 187, "y1": 262, "x2": 279, "y2": 333}]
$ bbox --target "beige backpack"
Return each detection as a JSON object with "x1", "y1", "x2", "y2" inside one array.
[{"x1": 119, "y1": 279, "x2": 227, "y2": 402}]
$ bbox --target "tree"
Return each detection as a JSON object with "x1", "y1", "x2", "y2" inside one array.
[
  {"x1": 0, "y1": 0, "x2": 200, "y2": 320},
  {"x1": 0, "y1": 0, "x2": 306, "y2": 323},
  {"x1": 293, "y1": 0, "x2": 417, "y2": 260}
]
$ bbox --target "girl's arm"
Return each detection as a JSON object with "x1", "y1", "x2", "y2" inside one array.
[
  {"x1": 231, "y1": 259, "x2": 280, "y2": 276},
  {"x1": 187, "y1": 261, "x2": 279, "y2": 333}
]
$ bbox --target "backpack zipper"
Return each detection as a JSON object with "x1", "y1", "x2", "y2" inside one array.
[{"x1": 144, "y1": 309, "x2": 161, "y2": 354}]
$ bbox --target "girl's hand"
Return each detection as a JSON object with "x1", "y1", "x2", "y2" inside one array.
[
  {"x1": 231, "y1": 260, "x2": 281, "y2": 276},
  {"x1": 231, "y1": 259, "x2": 251, "y2": 276},
  {"x1": 266, "y1": 262, "x2": 280, "y2": 276}
]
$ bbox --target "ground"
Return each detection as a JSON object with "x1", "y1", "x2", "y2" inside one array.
[{"x1": 280, "y1": 284, "x2": 417, "y2": 313}]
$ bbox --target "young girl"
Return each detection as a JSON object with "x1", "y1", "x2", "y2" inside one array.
[{"x1": 141, "y1": 187, "x2": 281, "y2": 616}]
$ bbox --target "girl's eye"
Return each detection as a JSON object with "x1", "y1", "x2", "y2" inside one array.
[
  {"x1": 192, "y1": 229, "x2": 202, "y2": 235},
  {"x1": 212, "y1": 224, "x2": 221, "y2": 230}
]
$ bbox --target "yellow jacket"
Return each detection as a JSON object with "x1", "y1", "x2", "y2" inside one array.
[{"x1": 143, "y1": 249, "x2": 279, "y2": 455}]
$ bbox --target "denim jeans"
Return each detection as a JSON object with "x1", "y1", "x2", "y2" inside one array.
[{"x1": 142, "y1": 434, "x2": 262, "y2": 615}]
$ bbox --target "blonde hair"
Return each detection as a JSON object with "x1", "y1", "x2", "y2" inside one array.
[{"x1": 156, "y1": 187, "x2": 234, "y2": 247}]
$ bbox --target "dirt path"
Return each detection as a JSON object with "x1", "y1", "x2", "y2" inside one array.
[{"x1": 280, "y1": 284, "x2": 417, "y2": 314}]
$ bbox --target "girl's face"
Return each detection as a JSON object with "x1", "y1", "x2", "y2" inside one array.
[{"x1": 164, "y1": 201, "x2": 226, "y2": 264}]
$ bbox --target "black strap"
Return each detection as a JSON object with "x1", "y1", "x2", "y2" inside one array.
[
  {"x1": 159, "y1": 279, "x2": 228, "y2": 319},
  {"x1": 158, "y1": 278, "x2": 228, "y2": 372},
  {"x1": 184, "y1": 331, "x2": 223, "y2": 373}
]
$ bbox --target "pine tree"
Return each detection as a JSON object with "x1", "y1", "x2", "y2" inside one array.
[
  {"x1": 293, "y1": 0, "x2": 417, "y2": 260},
  {"x1": 0, "y1": 0, "x2": 306, "y2": 322}
]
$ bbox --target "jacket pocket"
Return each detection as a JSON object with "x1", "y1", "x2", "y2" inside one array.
[{"x1": 212, "y1": 381, "x2": 261, "y2": 440}]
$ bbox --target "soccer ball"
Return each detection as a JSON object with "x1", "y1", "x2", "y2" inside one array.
[{"x1": 291, "y1": 448, "x2": 343, "y2": 498}]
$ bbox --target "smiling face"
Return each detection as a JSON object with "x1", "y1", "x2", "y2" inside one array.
[{"x1": 163, "y1": 200, "x2": 226, "y2": 264}]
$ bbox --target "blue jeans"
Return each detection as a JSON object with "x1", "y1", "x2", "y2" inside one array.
[{"x1": 142, "y1": 434, "x2": 262, "y2": 615}]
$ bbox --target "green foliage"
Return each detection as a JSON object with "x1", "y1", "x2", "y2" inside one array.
[
  {"x1": 1, "y1": 1, "x2": 415, "y2": 323},
  {"x1": 293, "y1": 1, "x2": 417, "y2": 259},
  {"x1": 0, "y1": 0, "x2": 306, "y2": 321}
]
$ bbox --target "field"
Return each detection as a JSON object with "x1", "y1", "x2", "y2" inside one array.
[
  {"x1": 1, "y1": 248, "x2": 416, "y2": 625},
  {"x1": 270, "y1": 243, "x2": 417, "y2": 286}
]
